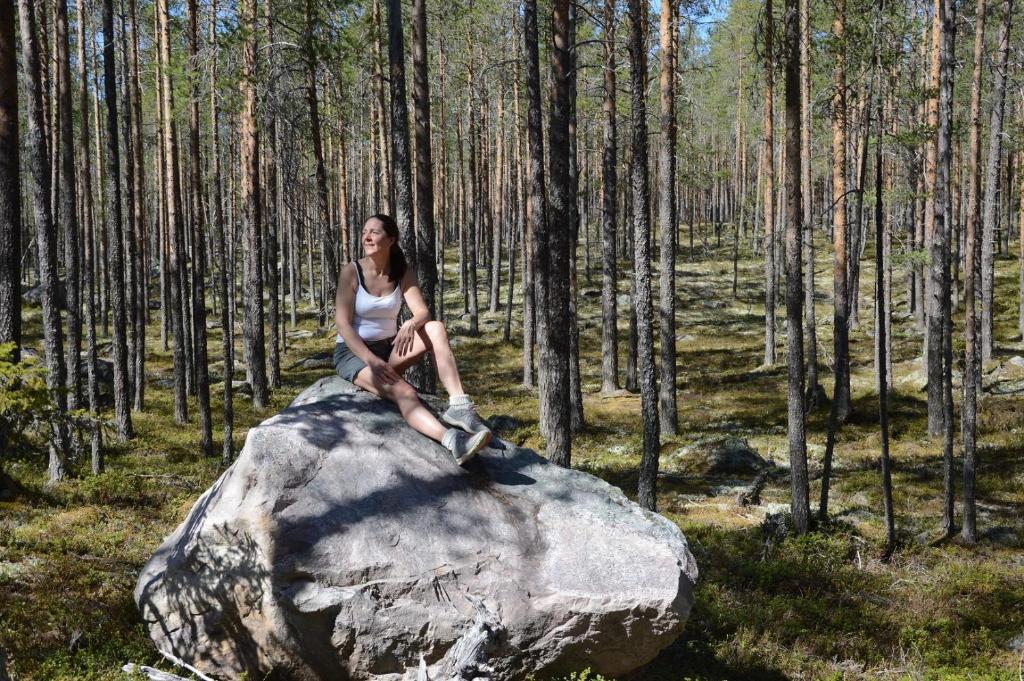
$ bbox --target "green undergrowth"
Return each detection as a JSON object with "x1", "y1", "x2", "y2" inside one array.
[{"x1": 2, "y1": 236, "x2": 1023, "y2": 679}]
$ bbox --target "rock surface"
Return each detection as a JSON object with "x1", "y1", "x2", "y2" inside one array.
[
  {"x1": 669, "y1": 435, "x2": 769, "y2": 477},
  {"x1": 135, "y1": 376, "x2": 697, "y2": 680}
]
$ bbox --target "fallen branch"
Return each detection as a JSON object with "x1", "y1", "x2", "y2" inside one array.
[
  {"x1": 123, "y1": 648, "x2": 216, "y2": 681},
  {"x1": 122, "y1": 664, "x2": 190, "y2": 681}
]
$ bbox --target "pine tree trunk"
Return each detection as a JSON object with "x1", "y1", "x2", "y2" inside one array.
[
  {"x1": 937, "y1": 0, "x2": 958, "y2": 537},
  {"x1": 524, "y1": 0, "x2": 548, "y2": 404},
  {"x1": 820, "y1": 0, "x2": 851, "y2": 518},
  {"x1": 211, "y1": 0, "x2": 233, "y2": 464},
  {"x1": 657, "y1": 0, "x2": 678, "y2": 435},
  {"x1": 126, "y1": 0, "x2": 147, "y2": 412},
  {"x1": 387, "y1": 0, "x2": 416, "y2": 278},
  {"x1": 629, "y1": 0, "x2": 660, "y2": 510},
  {"x1": 762, "y1": 0, "x2": 776, "y2": 367},
  {"x1": 306, "y1": 0, "x2": 337, "y2": 328},
  {"x1": 100, "y1": 0, "x2": 132, "y2": 441},
  {"x1": 872, "y1": 0, "x2": 895, "y2": 555},
  {"x1": 800, "y1": 0, "x2": 821, "y2": 406},
  {"x1": 158, "y1": 0, "x2": 189, "y2": 423},
  {"x1": 240, "y1": 0, "x2": 268, "y2": 410},
  {"x1": 186, "y1": 0, "x2": 212, "y2": 454},
  {"x1": 783, "y1": 0, "x2": 809, "y2": 534},
  {"x1": 600, "y1": 0, "x2": 618, "y2": 394},
  {"x1": 0, "y1": 0, "x2": 18, "y2": 360},
  {"x1": 410, "y1": 0, "x2": 437, "y2": 394},
  {"x1": 542, "y1": 0, "x2": 573, "y2": 466},
  {"x1": 76, "y1": 0, "x2": 102, "y2": 468},
  {"x1": 55, "y1": 0, "x2": 80, "y2": 412},
  {"x1": 19, "y1": 0, "x2": 70, "y2": 478},
  {"x1": 980, "y1": 0, "x2": 1013, "y2": 362},
  {"x1": 264, "y1": 0, "x2": 281, "y2": 389},
  {"x1": 961, "y1": 0, "x2": 986, "y2": 545},
  {"x1": 567, "y1": 2, "x2": 584, "y2": 433}
]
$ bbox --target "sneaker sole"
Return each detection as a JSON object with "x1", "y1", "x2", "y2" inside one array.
[
  {"x1": 442, "y1": 413, "x2": 492, "y2": 435},
  {"x1": 456, "y1": 430, "x2": 492, "y2": 466}
]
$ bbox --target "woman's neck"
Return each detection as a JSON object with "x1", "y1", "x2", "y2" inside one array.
[{"x1": 364, "y1": 252, "x2": 390, "y2": 277}]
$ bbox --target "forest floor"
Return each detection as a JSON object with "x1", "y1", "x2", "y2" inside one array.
[{"x1": 2, "y1": 234, "x2": 1023, "y2": 680}]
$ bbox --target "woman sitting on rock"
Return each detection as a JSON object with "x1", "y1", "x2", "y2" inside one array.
[{"x1": 334, "y1": 214, "x2": 492, "y2": 465}]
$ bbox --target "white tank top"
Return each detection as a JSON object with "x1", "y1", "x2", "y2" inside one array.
[{"x1": 336, "y1": 261, "x2": 403, "y2": 343}]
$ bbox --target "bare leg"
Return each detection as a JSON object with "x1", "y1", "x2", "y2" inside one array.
[
  {"x1": 352, "y1": 366, "x2": 448, "y2": 442},
  {"x1": 390, "y1": 320, "x2": 466, "y2": 396}
]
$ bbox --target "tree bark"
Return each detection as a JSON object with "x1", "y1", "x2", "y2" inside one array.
[
  {"x1": 800, "y1": 0, "x2": 821, "y2": 406},
  {"x1": 305, "y1": 0, "x2": 337, "y2": 328},
  {"x1": 820, "y1": 0, "x2": 850, "y2": 519},
  {"x1": 658, "y1": 0, "x2": 678, "y2": 435},
  {"x1": 240, "y1": 0, "x2": 268, "y2": 410},
  {"x1": 783, "y1": 0, "x2": 809, "y2": 534},
  {"x1": 0, "y1": 0, "x2": 17, "y2": 361},
  {"x1": 629, "y1": 0, "x2": 660, "y2": 510},
  {"x1": 543, "y1": 0, "x2": 573, "y2": 467},
  {"x1": 762, "y1": 0, "x2": 777, "y2": 367},
  {"x1": 961, "y1": 0, "x2": 986, "y2": 545},
  {"x1": 872, "y1": 0, "x2": 895, "y2": 556},
  {"x1": 55, "y1": 0, "x2": 80, "y2": 411},
  {"x1": 387, "y1": 0, "x2": 416, "y2": 280},
  {"x1": 210, "y1": 0, "x2": 233, "y2": 464},
  {"x1": 187, "y1": 0, "x2": 213, "y2": 455},
  {"x1": 600, "y1": 0, "x2": 618, "y2": 394},
  {"x1": 19, "y1": 0, "x2": 70, "y2": 478},
  {"x1": 158, "y1": 0, "x2": 189, "y2": 424},
  {"x1": 524, "y1": 0, "x2": 549, "y2": 415},
  {"x1": 980, "y1": 0, "x2": 1013, "y2": 362}
]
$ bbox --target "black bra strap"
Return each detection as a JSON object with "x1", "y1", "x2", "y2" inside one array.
[{"x1": 354, "y1": 260, "x2": 366, "y2": 291}]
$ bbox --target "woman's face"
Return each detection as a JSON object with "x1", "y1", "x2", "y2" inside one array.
[{"x1": 362, "y1": 219, "x2": 395, "y2": 257}]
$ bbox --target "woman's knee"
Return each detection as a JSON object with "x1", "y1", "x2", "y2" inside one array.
[
  {"x1": 389, "y1": 380, "x2": 419, "y2": 403},
  {"x1": 423, "y1": 320, "x2": 449, "y2": 347}
]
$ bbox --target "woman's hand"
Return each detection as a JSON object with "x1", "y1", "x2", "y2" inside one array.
[
  {"x1": 393, "y1": 320, "x2": 418, "y2": 358},
  {"x1": 368, "y1": 355, "x2": 402, "y2": 385}
]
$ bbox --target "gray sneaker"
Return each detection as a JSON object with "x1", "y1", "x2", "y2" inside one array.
[
  {"x1": 442, "y1": 403, "x2": 492, "y2": 435},
  {"x1": 448, "y1": 429, "x2": 491, "y2": 466}
]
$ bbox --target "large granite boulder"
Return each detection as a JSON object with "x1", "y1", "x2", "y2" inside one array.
[{"x1": 135, "y1": 376, "x2": 697, "y2": 680}]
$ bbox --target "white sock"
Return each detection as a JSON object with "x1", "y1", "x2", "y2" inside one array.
[
  {"x1": 449, "y1": 394, "x2": 472, "y2": 407},
  {"x1": 442, "y1": 428, "x2": 460, "y2": 450}
]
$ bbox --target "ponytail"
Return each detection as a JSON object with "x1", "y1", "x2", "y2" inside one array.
[{"x1": 388, "y1": 243, "x2": 407, "y2": 283}]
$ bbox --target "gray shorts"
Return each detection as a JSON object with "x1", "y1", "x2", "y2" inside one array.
[{"x1": 333, "y1": 339, "x2": 394, "y2": 382}]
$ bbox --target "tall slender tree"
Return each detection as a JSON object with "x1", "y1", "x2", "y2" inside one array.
[
  {"x1": 873, "y1": 0, "x2": 895, "y2": 556},
  {"x1": 524, "y1": 0, "x2": 550, "y2": 430},
  {"x1": 0, "y1": 0, "x2": 17, "y2": 362},
  {"x1": 820, "y1": 0, "x2": 851, "y2": 519},
  {"x1": 800, "y1": 0, "x2": 822, "y2": 406},
  {"x1": 158, "y1": 0, "x2": 188, "y2": 424},
  {"x1": 980, "y1": 0, "x2": 1013, "y2": 362},
  {"x1": 387, "y1": 0, "x2": 416, "y2": 275},
  {"x1": 961, "y1": 0, "x2": 986, "y2": 544},
  {"x1": 762, "y1": 0, "x2": 777, "y2": 367},
  {"x1": 545, "y1": 0, "x2": 573, "y2": 466},
  {"x1": 412, "y1": 0, "x2": 437, "y2": 320},
  {"x1": 240, "y1": 0, "x2": 269, "y2": 410},
  {"x1": 187, "y1": 0, "x2": 212, "y2": 456},
  {"x1": 629, "y1": 0, "x2": 660, "y2": 510},
  {"x1": 54, "y1": 0, "x2": 80, "y2": 411},
  {"x1": 210, "y1": 0, "x2": 233, "y2": 464},
  {"x1": 658, "y1": 0, "x2": 678, "y2": 435},
  {"x1": 783, "y1": 0, "x2": 809, "y2": 534},
  {"x1": 600, "y1": 0, "x2": 618, "y2": 394},
  {"x1": 102, "y1": 0, "x2": 132, "y2": 440},
  {"x1": 19, "y1": 0, "x2": 69, "y2": 479}
]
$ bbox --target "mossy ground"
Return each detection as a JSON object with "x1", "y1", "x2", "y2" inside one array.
[{"x1": 2, "y1": 233, "x2": 1023, "y2": 680}]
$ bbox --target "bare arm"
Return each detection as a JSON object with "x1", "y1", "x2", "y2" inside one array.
[{"x1": 392, "y1": 268, "x2": 432, "y2": 357}]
